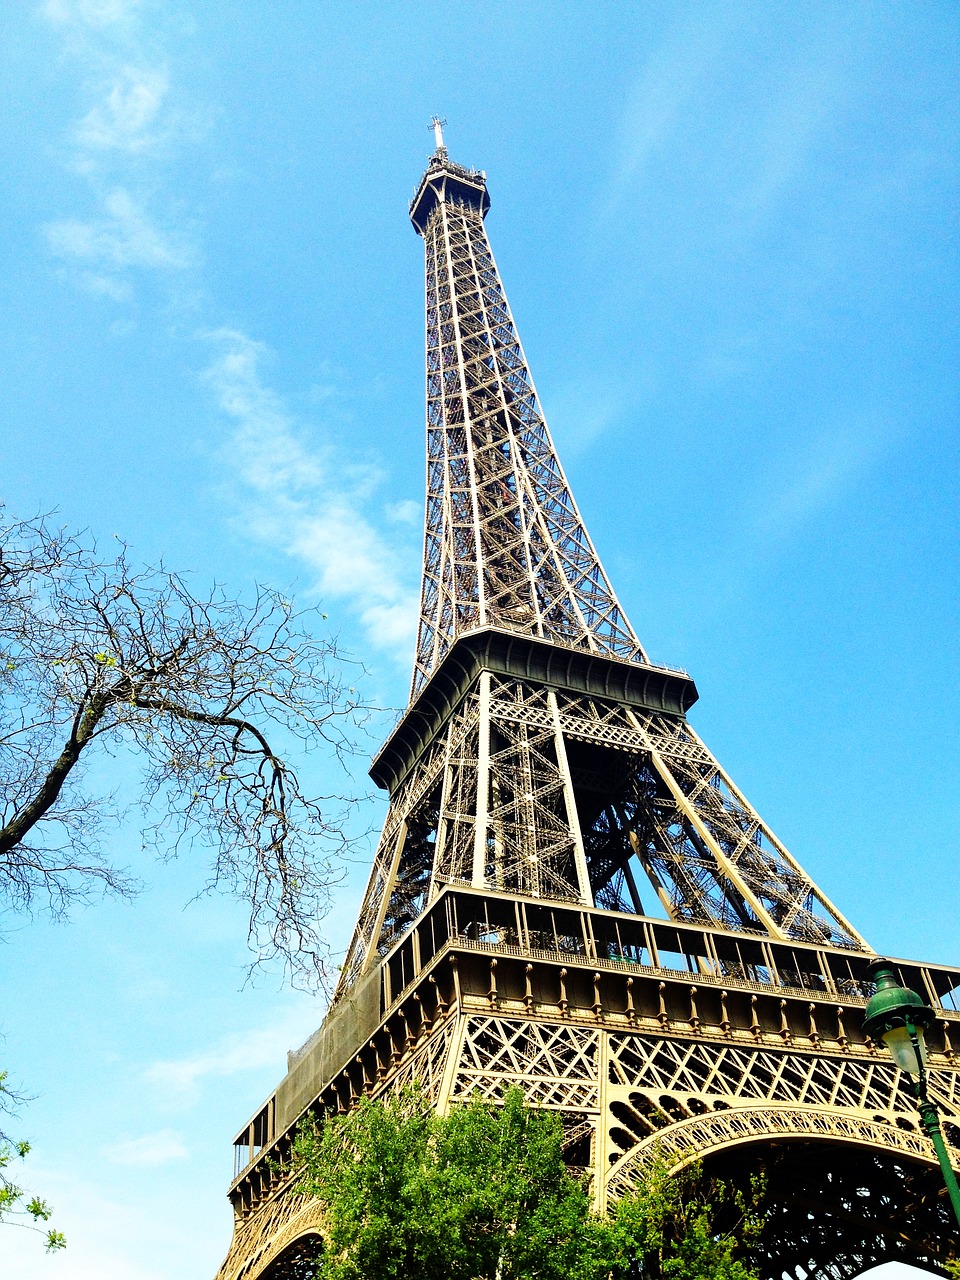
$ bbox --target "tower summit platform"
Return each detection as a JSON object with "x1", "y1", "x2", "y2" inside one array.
[{"x1": 409, "y1": 117, "x2": 490, "y2": 233}]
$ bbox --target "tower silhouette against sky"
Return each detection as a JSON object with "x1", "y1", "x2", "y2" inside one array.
[{"x1": 217, "y1": 129, "x2": 960, "y2": 1280}]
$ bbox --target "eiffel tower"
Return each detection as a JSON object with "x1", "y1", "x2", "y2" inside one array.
[{"x1": 216, "y1": 127, "x2": 960, "y2": 1280}]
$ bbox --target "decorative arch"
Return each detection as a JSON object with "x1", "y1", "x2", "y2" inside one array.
[
  {"x1": 605, "y1": 1106, "x2": 958, "y2": 1280},
  {"x1": 256, "y1": 1233, "x2": 323, "y2": 1280},
  {"x1": 217, "y1": 1192, "x2": 326, "y2": 1280},
  {"x1": 605, "y1": 1103, "x2": 953, "y2": 1195}
]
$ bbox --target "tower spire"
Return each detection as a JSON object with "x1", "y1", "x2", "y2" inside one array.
[
  {"x1": 407, "y1": 144, "x2": 645, "y2": 697},
  {"x1": 430, "y1": 115, "x2": 447, "y2": 154}
]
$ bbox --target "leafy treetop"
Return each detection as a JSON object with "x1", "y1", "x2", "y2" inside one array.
[{"x1": 291, "y1": 1086, "x2": 764, "y2": 1280}]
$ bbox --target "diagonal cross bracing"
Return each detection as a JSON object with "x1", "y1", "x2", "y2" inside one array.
[{"x1": 411, "y1": 157, "x2": 644, "y2": 697}]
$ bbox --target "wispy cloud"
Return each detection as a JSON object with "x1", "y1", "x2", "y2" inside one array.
[
  {"x1": 144, "y1": 1007, "x2": 322, "y2": 1105},
  {"x1": 666, "y1": 410, "x2": 898, "y2": 639},
  {"x1": 607, "y1": 7, "x2": 858, "y2": 247},
  {"x1": 608, "y1": 6, "x2": 734, "y2": 201},
  {"x1": 75, "y1": 65, "x2": 169, "y2": 154},
  {"x1": 44, "y1": 0, "x2": 143, "y2": 26},
  {"x1": 103, "y1": 1129, "x2": 188, "y2": 1166},
  {"x1": 46, "y1": 187, "x2": 191, "y2": 271},
  {"x1": 543, "y1": 379, "x2": 626, "y2": 454},
  {"x1": 204, "y1": 330, "x2": 420, "y2": 657},
  {"x1": 41, "y1": 3, "x2": 419, "y2": 669},
  {"x1": 386, "y1": 498, "x2": 422, "y2": 527},
  {"x1": 752, "y1": 412, "x2": 894, "y2": 543},
  {"x1": 40, "y1": 1, "x2": 195, "y2": 301}
]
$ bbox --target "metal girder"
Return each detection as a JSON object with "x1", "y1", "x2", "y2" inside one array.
[
  {"x1": 411, "y1": 159, "x2": 644, "y2": 697},
  {"x1": 334, "y1": 676, "x2": 866, "y2": 1005}
]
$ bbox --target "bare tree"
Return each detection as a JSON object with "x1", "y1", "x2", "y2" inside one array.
[{"x1": 0, "y1": 508, "x2": 368, "y2": 984}]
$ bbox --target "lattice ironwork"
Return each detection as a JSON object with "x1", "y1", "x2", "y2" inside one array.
[
  {"x1": 713, "y1": 1142, "x2": 958, "y2": 1278},
  {"x1": 451, "y1": 1015, "x2": 599, "y2": 1110},
  {"x1": 603, "y1": 1029, "x2": 960, "y2": 1197},
  {"x1": 337, "y1": 674, "x2": 864, "y2": 1001},
  {"x1": 217, "y1": 1187, "x2": 323, "y2": 1280},
  {"x1": 337, "y1": 726, "x2": 450, "y2": 992},
  {"x1": 608, "y1": 1036, "x2": 917, "y2": 1115},
  {"x1": 383, "y1": 1019, "x2": 455, "y2": 1099},
  {"x1": 606, "y1": 1105, "x2": 960, "y2": 1196},
  {"x1": 411, "y1": 150, "x2": 644, "y2": 695}
]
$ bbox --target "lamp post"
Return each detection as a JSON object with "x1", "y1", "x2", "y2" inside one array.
[{"x1": 862, "y1": 956, "x2": 960, "y2": 1229}]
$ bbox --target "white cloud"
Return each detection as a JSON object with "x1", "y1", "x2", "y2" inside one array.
[
  {"x1": 103, "y1": 1129, "x2": 188, "y2": 1166},
  {"x1": 145, "y1": 1028, "x2": 281, "y2": 1097},
  {"x1": 204, "y1": 330, "x2": 419, "y2": 657},
  {"x1": 76, "y1": 65, "x2": 169, "y2": 152},
  {"x1": 143, "y1": 1006, "x2": 323, "y2": 1106},
  {"x1": 40, "y1": 3, "x2": 418, "y2": 664},
  {"x1": 72, "y1": 268, "x2": 134, "y2": 301},
  {"x1": 43, "y1": 0, "x2": 142, "y2": 29},
  {"x1": 41, "y1": 3, "x2": 194, "y2": 303},
  {"x1": 46, "y1": 187, "x2": 190, "y2": 271},
  {"x1": 387, "y1": 499, "x2": 422, "y2": 527}
]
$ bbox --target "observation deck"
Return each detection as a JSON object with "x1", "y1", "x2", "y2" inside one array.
[{"x1": 409, "y1": 149, "x2": 490, "y2": 234}]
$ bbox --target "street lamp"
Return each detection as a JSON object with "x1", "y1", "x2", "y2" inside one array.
[{"x1": 862, "y1": 956, "x2": 960, "y2": 1228}]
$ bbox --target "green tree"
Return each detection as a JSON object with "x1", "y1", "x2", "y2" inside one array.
[
  {"x1": 291, "y1": 1086, "x2": 764, "y2": 1280},
  {"x1": 292, "y1": 1087, "x2": 605, "y2": 1280},
  {"x1": 0, "y1": 1072, "x2": 64, "y2": 1252},
  {"x1": 608, "y1": 1152, "x2": 764, "y2": 1280}
]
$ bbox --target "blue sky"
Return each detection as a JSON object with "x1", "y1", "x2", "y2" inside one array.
[{"x1": 1, "y1": 2, "x2": 957, "y2": 1276}]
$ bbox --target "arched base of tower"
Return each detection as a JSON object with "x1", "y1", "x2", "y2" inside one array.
[
  {"x1": 220, "y1": 922, "x2": 960, "y2": 1280},
  {"x1": 256, "y1": 1235, "x2": 322, "y2": 1280},
  {"x1": 702, "y1": 1140, "x2": 956, "y2": 1280}
]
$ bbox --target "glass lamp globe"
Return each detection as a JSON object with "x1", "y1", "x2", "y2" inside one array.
[
  {"x1": 878, "y1": 1022, "x2": 928, "y2": 1076},
  {"x1": 862, "y1": 957, "x2": 934, "y2": 1077}
]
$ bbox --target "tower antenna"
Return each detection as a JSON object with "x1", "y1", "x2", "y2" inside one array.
[{"x1": 430, "y1": 115, "x2": 447, "y2": 154}]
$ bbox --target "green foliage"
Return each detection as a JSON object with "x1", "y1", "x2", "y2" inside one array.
[
  {"x1": 291, "y1": 1086, "x2": 763, "y2": 1280},
  {"x1": 292, "y1": 1086, "x2": 605, "y2": 1280},
  {"x1": 0, "y1": 1072, "x2": 65, "y2": 1252},
  {"x1": 607, "y1": 1153, "x2": 765, "y2": 1279}
]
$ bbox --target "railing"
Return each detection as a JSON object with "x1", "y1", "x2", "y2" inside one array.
[
  {"x1": 410, "y1": 155, "x2": 486, "y2": 206},
  {"x1": 428, "y1": 933, "x2": 884, "y2": 1007}
]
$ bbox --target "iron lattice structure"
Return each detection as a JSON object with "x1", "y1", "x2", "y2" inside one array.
[
  {"x1": 410, "y1": 149, "x2": 642, "y2": 694},
  {"x1": 215, "y1": 139, "x2": 960, "y2": 1280}
]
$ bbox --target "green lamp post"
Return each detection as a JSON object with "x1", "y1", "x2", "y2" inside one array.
[{"x1": 862, "y1": 956, "x2": 960, "y2": 1229}]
